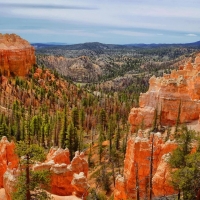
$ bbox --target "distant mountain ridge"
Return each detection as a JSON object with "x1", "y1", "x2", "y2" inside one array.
[{"x1": 32, "y1": 41, "x2": 200, "y2": 50}]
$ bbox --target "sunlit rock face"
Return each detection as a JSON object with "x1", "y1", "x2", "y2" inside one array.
[
  {"x1": 0, "y1": 33, "x2": 35, "y2": 76},
  {"x1": 46, "y1": 150, "x2": 89, "y2": 197},
  {"x1": 114, "y1": 131, "x2": 177, "y2": 199},
  {"x1": 129, "y1": 54, "x2": 200, "y2": 132},
  {"x1": 0, "y1": 136, "x2": 18, "y2": 188}
]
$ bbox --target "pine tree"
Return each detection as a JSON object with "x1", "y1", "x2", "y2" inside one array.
[
  {"x1": 30, "y1": 115, "x2": 40, "y2": 144},
  {"x1": 79, "y1": 108, "x2": 85, "y2": 130},
  {"x1": 66, "y1": 122, "x2": 78, "y2": 160},
  {"x1": 0, "y1": 122, "x2": 8, "y2": 138},
  {"x1": 169, "y1": 125, "x2": 200, "y2": 200},
  {"x1": 71, "y1": 107, "x2": 79, "y2": 129},
  {"x1": 99, "y1": 109, "x2": 106, "y2": 130},
  {"x1": 98, "y1": 129, "x2": 104, "y2": 164},
  {"x1": 114, "y1": 126, "x2": 120, "y2": 150},
  {"x1": 59, "y1": 105, "x2": 68, "y2": 149},
  {"x1": 13, "y1": 141, "x2": 51, "y2": 200}
]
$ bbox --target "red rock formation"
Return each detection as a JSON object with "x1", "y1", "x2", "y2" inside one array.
[
  {"x1": 0, "y1": 33, "x2": 35, "y2": 76},
  {"x1": 0, "y1": 136, "x2": 18, "y2": 188},
  {"x1": 129, "y1": 54, "x2": 200, "y2": 132},
  {"x1": 49, "y1": 151, "x2": 89, "y2": 197},
  {"x1": 3, "y1": 147, "x2": 89, "y2": 200},
  {"x1": 114, "y1": 131, "x2": 177, "y2": 199}
]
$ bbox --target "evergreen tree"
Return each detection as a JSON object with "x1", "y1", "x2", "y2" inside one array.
[
  {"x1": 71, "y1": 107, "x2": 79, "y2": 129},
  {"x1": 79, "y1": 108, "x2": 85, "y2": 130},
  {"x1": 30, "y1": 115, "x2": 40, "y2": 144},
  {"x1": 0, "y1": 122, "x2": 8, "y2": 138},
  {"x1": 66, "y1": 122, "x2": 78, "y2": 160},
  {"x1": 59, "y1": 105, "x2": 68, "y2": 149},
  {"x1": 169, "y1": 125, "x2": 200, "y2": 200},
  {"x1": 13, "y1": 141, "x2": 51, "y2": 200},
  {"x1": 99, "y1": 109, "x2": 106, "y2": 130},
  {"x1": 114, "y1": 126, "x2": 120, "y2": 150},
  {"x1": 98, "y1": 129, "x2": 104, "y2": 164}
]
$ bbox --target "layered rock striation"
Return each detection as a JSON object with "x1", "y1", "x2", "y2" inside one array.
[
  {"x1": 114, "y1": 131, "x2": 177, "y2": 199},
  {"x1": 129, "y1": 54, "x2": 200, "y2": 132},
  {"x1": 0, "y1": 33, "x2": 35, "y2": 76}
]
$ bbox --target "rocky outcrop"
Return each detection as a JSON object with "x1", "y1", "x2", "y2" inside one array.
[
  {"x1": 49, "y1": 150, "x2": 89, "y2": 197},
  {"x1": 0, "y1": 136, "x2": 18, "y2": 188},
  {"x1": 0, "y1": 33, "x2": 35, "y2": 76},
  {"x1": 114, "y1": 131, "x2": 177, "y2": 199},
  {"x1": 3, "y1": 146, "x2": 89, "y2": 200},
  {"x1": 129, "y1": 54, "x2": 200, "y2": 132}
]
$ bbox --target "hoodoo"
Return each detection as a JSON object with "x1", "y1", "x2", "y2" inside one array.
[
  {"x1": 0, "y1": 33, "x2": 35, "y2": 76},
  {"x1": 2, "y1": 143, "x2": 89, "y2": 200}
]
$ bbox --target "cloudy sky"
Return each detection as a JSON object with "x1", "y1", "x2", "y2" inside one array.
[{"x1": 0, "y1": 0, "x2": 200, "y2": 44}]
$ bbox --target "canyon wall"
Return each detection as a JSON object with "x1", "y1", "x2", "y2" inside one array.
[
  {"x1": 0, "y1": 33, "x2": 35, "y2": 76},
  {"x1": 114, "y1": 131, "x2": 177, "y2": 199},
  {"x1": 129, "y1": 54, "x2": 200, "y2": 132},
  {"x1": 115, "y1": 54, "x2": 200, "y2": 199}
]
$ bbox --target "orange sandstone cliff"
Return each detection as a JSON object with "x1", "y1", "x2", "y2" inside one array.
[
  {"x1": 129, "y1": 54, "x2": 200, "y2": 132},
  {"x1": 0, "y1": 33, "x2": 35, "y2": 76},
  {"x1": 114, "y1": 54, "x2": 200, "y2": 199},
  {"x1": 114, "y1": 131, "x2": 177, "y2": 199}
]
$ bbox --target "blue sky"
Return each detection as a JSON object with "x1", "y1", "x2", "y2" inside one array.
[{"x1": 0, "y1": 0, "x2": 200, "y2": 44}]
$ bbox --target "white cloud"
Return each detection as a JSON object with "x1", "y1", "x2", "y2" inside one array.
[
  {"x1": 105, "y1": 30, "x2": 153, "y2": 37},
  {"x1": 186, "y1": 33, "x2": 197, "y2": 37},
  {"x1": 1, "y1": 28, "x2": 101, "y2": 37},
  {"x1": 0, "y1": 0, "x2": 200, "y2": 43}
]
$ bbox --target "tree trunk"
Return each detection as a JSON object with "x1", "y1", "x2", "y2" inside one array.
[
  {"x1": 26, "y1": 154, "x2": 30, "y2": 200},
  {"x1": 178, "y1": 189, "x2": 180, "y2": 200}
]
